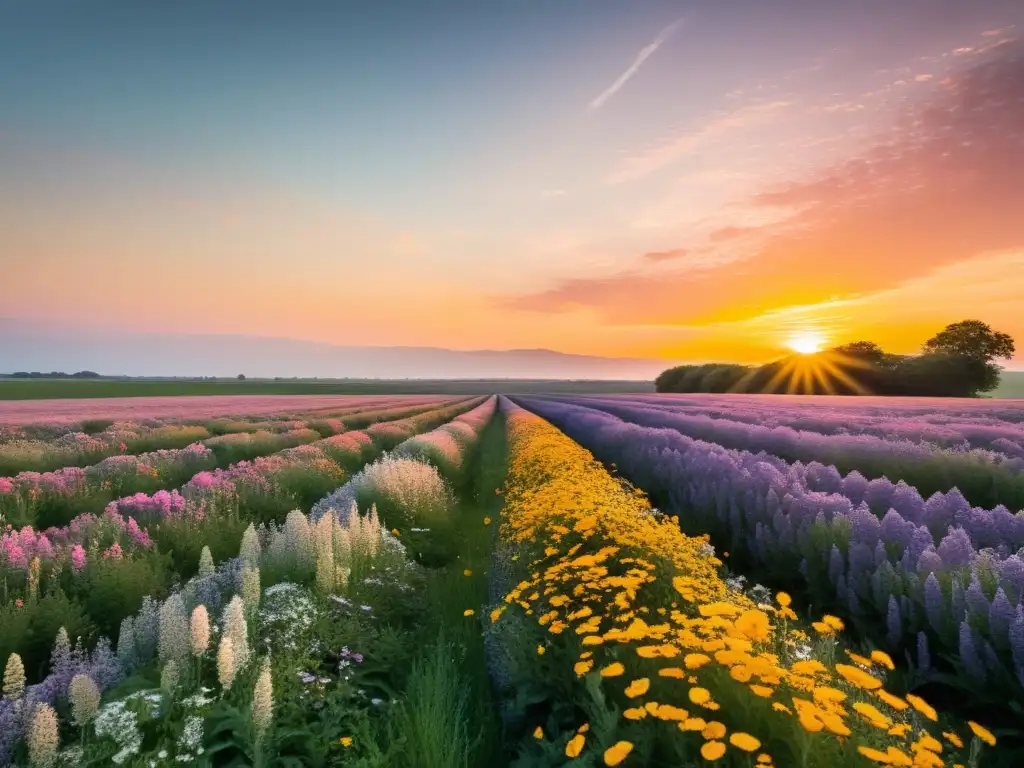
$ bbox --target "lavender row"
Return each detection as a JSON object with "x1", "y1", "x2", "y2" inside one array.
[
  {"x1": 610, "y1": 393, "x2": 1024, "y2": 459},
  {"x1": 547, "y1": 395, "x2": 1024, "y2": 512},
  {"x1": 516, "y1": 396, "x2": 1024, "y2": 701}
]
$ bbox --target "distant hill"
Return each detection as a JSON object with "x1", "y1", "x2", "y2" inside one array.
[{"x1": 0, "y1": 319, "x2": 667, "y2": 380}]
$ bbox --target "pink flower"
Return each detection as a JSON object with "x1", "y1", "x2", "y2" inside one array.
[
  {"x1": 120, "y1": 442, "x2": 127, "y2": 452},
  {"x1": 1, "y1": 538, "x2": 28, "y2": 569},
  {"x1": 36, "y1": 535, "x2": 54, "y2": 560},
  {"x1": 15, "y1": 599, "x2": 23, "y2": 608},
  {"x1": 102, "y1": 542, "x2": 123, "y2": 560},
  {"x1": 126, "y1": 518, "x2": 153, "y2": 548},
  {"x1": 71, "y1": 544, "x2": 86, "y2": 572},
  {"x1": 0, "y1": 477, "x2": 14, "y2": 495}
]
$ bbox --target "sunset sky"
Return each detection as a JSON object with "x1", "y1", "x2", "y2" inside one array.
[{"x1": 2, "y1": 0, "x2": 1023, "y2": 368}]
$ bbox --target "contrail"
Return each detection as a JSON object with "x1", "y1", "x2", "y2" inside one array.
[{"x1": 588, "y1": 17, "x2": 686, "y2": 111}]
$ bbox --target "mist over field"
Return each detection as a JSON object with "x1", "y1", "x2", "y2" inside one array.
[{"x1": 0, "y1": 320, "x2": 667, "y2": 380}]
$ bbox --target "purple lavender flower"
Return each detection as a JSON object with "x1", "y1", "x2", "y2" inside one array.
[
  {"x1": 917, "y1": 631, "x2": 931, "y2": 673},
  {"x1": 988, "y1": 588, "x2": 1015, "y2": 650},
  {"x1": 887, "y1": 596, "x2": 902, "y2": 646},
  {"x1": 937, "y1": 528, "x2": 975, "y2": 569},
  {"x1": 924, "y1": 573, "x2": 944, "y2": 633},
  {"x1": 966, "y1": 574, "x2": 991, "y2": 622},
  {"x1": 959, "y1": 621, "x2": 987, "y2": 680},
  {"x1": 828, "y1": 545, "x2": 845, "y2": 586}
]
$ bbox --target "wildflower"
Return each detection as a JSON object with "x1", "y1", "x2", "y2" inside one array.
[
  {"x1": 69, "y1": 674, "x2": 101, "y2": 728},
  {"x1": 218, "y1": 637, "x2": 236, "y2": 691},
  {"x1": 161, "y1": 659, "x2": 180, "y2": 694},
  {"x1": 625, "y1": 678, "x2": 650, "y2": 698},
  {"x1": 775, "y1": 592, "x2": 792, "y2": 608},
  {"x1": 28, "y1": 702, "x2": 59, "y2": 768},
  {"x1": 534, "y1": 726, "x2": 544, "y2": 739},
  {"x1": 159, "y1": 594, "x2": 190, "y2": 666},
  {"x1": 239, "y1": 523, "x2": 261, "y2": 567},
  {"x1": 464, "y1": 569, "x2": 472, "y2": 576},
  {"x1": 599, "y1": 662, "x2": 624, "y2": 677},
  {"x1": 604, "y1": 741, "x2": 633, "y2": 765},
  {"x1": 565, "y1": 733, "x2": 585, "y2": 758},
  {"x1": 464, "y1": 609, "x2": 475, "y2": 617},
  {"x1": 3, "y1": 653, "x2": 25, "y2": 700},
  {"x1": 733, "y1": 610, "x2": 771, "y2": 642},
  {"x1": 968, "y1": 721, "x2": 996, "y2": 746},
  {"x1": 870, "y1": 650, "x2": 895, "y2": 670},
  {"x1": 198, "y1": 546, "x2": 215, "y2": 578},
  {"x1": 702, "y1": 721, "x2": 726, "y2": 739},
  {"x1": 688, "y1": 687, "x2": 711, "y2": 704},
  {"x1": 905, "y1": 693, "x2": 937, "y2": 721},
  {"x1": 729, "y1": 733, "x2": 761, "y2": 752},
  {"x1": 537, "y1": 645, "x2": 546, "y2": 655},
  {"x1": 223, "y1": 595, "x2": 250, "y2": 668},
  {"x1": 483, "y1": 516, "x2": 492, "y2": 525},
  {"x1": 835, "y1": 664, "x2": 882, "y2": 690},
  {"x1": 340, "y1": 736, "x2": 352, "y2": 747},
  {"x1": 701, "y1": 741, "x2": 726, "y2": 760},
  {"x1": 252, "y1": 657, "x2": 273, "y2": 736},
  {"x1": 242, "y1": 564, "x2": 262, "y2": 614},
  {"x1": 191, "y1": 605, "x2": 211, "y2": 656}
]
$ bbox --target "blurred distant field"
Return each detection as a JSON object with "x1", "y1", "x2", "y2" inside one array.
[
  {"x1": 0, "y1": 377, "x2": 657, "y2": 399},
  {"x1": 992, "y1": 371, "x2": 1024, "y2": 399}
]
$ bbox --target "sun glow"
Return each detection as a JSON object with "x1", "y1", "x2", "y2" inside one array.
[{"x1": 786, "y1": 331, "x2": 826, "y2": 355}]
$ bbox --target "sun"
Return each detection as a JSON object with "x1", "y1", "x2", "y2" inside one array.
[{"x1": 786, "y1": 331, "x2": 826, "y2": 355}]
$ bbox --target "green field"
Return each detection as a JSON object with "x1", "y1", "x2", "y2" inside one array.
[{"x1": 0, "y1": 377, "x2": 656, "y2": 400}]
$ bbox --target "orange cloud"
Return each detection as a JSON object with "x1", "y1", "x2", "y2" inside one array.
[
  {"x1": 505, "y1": 42, "x2": 1024, "y2": 360},
  {"x1": 642, "y1": 248, "x2": 689, "y2": 262}
]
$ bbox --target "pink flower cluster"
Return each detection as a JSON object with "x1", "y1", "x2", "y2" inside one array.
[
  {"x1": 106, "y1": 489, "x2": 188, "y2": 522},
  {"x1": 0, "y1": 506, "x2": 155, "y2": 571},
  {"x1": 5, "y1": 467, "x2": 88, "y2": 497},
  {"x1": 1, "y1": 526, "x2": 55, "y2": 569}
]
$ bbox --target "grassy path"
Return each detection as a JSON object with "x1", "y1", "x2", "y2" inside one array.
[{"x1": 397, "y1": 412, "x2": 510, "y2": 768}]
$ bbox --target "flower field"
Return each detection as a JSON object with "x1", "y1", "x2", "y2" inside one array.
[{"x1": 0, "y1": 392, "x2": 1012, "y2": 766}]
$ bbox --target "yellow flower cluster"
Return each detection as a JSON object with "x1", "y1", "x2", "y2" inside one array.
[{"x1": 493, "y1": 407, "x2": 993, "y2": 767}]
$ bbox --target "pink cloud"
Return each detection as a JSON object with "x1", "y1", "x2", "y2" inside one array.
[
  {"x1": 504, "y1": 42, "x2": 1024, "y2": 333},
  {"x1": 606, "y1": 100, "x2": 793, "y2": 184},
  {"x1": 642, "y1": 248, "x2": 689, "y2": 262}
]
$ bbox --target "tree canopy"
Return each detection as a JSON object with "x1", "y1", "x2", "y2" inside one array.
[{"x1": 655, "y1": 320, "x2": 1016, "y2": 398}]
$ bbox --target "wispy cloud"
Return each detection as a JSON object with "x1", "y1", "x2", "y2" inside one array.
[
  {"x1": 588, "y1": 17, "x2": 685, "y2": 111},
  {"x1": 607, "y1": 99, "x2": 792, "y2": 184},
  {"x1": 643, "y1": 248, "x2": 688, "y2": 262}
]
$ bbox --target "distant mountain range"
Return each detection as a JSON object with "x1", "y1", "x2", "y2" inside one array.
[{"x1": 0, "y1": 320, "x2": 667, "y2": 380}]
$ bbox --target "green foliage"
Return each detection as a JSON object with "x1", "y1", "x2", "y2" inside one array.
[
  {"x1": 75, "y1": 552, "x2": 174, "y2": 640},
  {"x1": 922, "y1": 319, "x2": 1016, "y2": 362},
  {"x1": 389, "y1": 633, "x2": 477, "y2": 768},
  {"x1": 151, "y1": 515, "x2": 250, "y2": 580},
  {"x1": 0, "y1": 591, "x2": 93, "y2": 681},
  {"x1": 80, "y1": 419, "x2": 116, "y2": 435}
]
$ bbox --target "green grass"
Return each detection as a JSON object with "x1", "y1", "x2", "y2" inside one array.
[
  {"x1": 0, "y1": 378, "x2": 654, "y2": 400},
  {"x1": 991, "y1": 370, "x2": 1024, "y2": 399},
  {"x1": 400, "y1": 413, "x2": 510, "y2": 767}
]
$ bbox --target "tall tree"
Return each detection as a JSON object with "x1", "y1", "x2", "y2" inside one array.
[{"x1": 922, "y1": 320, "x2": 1015, "y2": 363}]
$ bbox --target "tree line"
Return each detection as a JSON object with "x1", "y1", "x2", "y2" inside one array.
[{"x1": 655, "y1": 320, "x2": 1017, "y2": 398}]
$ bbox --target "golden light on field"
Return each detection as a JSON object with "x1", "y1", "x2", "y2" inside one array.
[{"x1": 785, "y1": 331, "x2": 826, "y2": 355}]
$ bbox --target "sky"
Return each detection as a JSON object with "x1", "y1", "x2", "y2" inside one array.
[{"x1": 2, "y1": 0, "x2": 1023, "y2": 369}]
